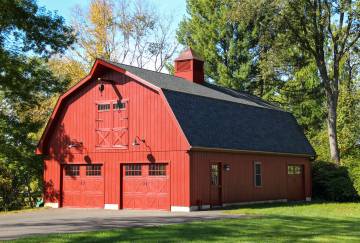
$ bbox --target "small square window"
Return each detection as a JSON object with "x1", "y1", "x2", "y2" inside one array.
[
  {"x1": 98, "y1": 103, "x2": 110, "y2": 111},
  {"x1": 86, "y1": 165, "x2": 102, "y2": 176},
  {"x1": 65, "y1": 165, "x2": 80, "y2": 176},
  {"x1": 113, "y1": 101, "x2": 126, "y2": 110},
  {"x1": 125, "y1": 164, "x2": 141, "y2": 176},
  {"x1": 149, "y1": 164, "x2": 166, "y2": 176},
  {"x1": 288, "y1": 165, "x2": 302, "y2": 175}
]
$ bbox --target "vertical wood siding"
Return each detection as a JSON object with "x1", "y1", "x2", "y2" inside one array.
[
  {"x1": 44, "y1": 68, "x2": 190, "y2": 208},
  {"x1": 190, "y1": 151, "x2": 311, "y2": 206}
]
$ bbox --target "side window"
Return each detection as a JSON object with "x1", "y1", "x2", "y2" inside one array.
[
  {"x1": 86, "y1": 165, "x2": 102, "y2": 176},
  {"x1": 254, "y1": 161, "x2": 262, "y2": 187},
  {"x1": 125, "y1": 164, "x2": 142, "y2": 176},
  {"x1": 65, "y1": 165, "x2": 80, "y2": 176},
  {"x1": 288, "y1": 165, "x2": 302, "y2": 175}
]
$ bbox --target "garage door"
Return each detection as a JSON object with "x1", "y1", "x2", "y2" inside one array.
[
  {"x1": 62, "y1": 164, "x2": 104, "y2": 208},
  {"x1": 122, "y1": 163, "x2": 170, "y2": 210},
  {"x1": 287, "y1": 164, "x2": 305, "y2": 201}
]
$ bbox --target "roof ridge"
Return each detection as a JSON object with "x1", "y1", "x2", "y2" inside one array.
[
  {"x1": 102, "y1": 59, "x2": 284, "y2": 112},
  {"x1": 105, "y1": 59, "x2": 209, "y2": 89},
  {"x1": 203, "y1": 83, "x2": 282, "y2": 110},
  {"x1": 107, "y1": 59, "x2": 181, "y2": 79}
]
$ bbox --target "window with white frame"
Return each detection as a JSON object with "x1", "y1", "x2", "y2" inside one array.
[
  {"x1": 288, "y1": 165, "x2": 302, "y2": 175},
  {"x1": 254, "y1": 161, "x2": 262, "y2": 187},
  {"x1": 113, "y1": 101, "x2": 126, "y2": 110},
  {"x1": 97, "y1": 103, "x2": 110, "y2": 111}
]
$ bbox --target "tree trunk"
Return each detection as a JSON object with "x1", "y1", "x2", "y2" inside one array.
[
  {"x1": 326, "y1": 91, "x2": 340, "y2": 165},
  {"x1": 315, "y1": 55, "x2": 341, "y2": 165}
]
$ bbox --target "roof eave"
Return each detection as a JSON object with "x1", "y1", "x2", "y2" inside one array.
[{"x1": 189, "y1": 146, "x2": 316, "y2": 159}]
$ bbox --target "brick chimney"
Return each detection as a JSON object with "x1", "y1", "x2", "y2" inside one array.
[{"x1": 174, "y1": 48, "x2": 204, "y2": 84}]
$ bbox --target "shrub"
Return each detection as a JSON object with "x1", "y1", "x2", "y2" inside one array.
[
  {"x1": 312, "y1": 161, "x2": 359, "y2": 201},
  {"x1": 347, "y1": 159, "x2": 360, "y2": 197}
]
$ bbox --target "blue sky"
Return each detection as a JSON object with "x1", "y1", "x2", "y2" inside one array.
[{"x1": 37, "y1": 0, "x2": 187, "y2": 26}]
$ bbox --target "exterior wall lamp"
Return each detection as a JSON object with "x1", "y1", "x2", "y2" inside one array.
[
  {"x1": 132, "y1": 137, "x2": 145, "y2": 146},
  {"x1": 224, "y1": 164, "x2": 230, "y2": 172},
  {"x1": 98, "y1": 78, "x2": 105, "y2": 93},
  {"x1": 68, "y1": 142, "x2": 83, "y2": 149}
]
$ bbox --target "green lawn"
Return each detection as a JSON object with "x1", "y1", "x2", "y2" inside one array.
[{"x1": 11, "y1": 202, "x2": 360, "y2": 243}]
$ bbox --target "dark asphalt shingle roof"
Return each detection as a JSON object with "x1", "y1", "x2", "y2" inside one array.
[
  {"x1": 164, "y1": 90, "x2": 315, "y2": 156},
  {"x1": 109, "y1": 61, "x2": 280, "y2": 110},
  {"x1": 108, "y1": 60, "x2": 315, "y2": 156}
]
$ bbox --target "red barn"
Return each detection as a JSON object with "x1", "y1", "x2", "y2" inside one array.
[{"x1": 37, "y1": 49, "x2": 315, "y2": 211}]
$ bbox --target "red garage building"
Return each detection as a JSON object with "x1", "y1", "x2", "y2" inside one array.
[{"x1": 36, "y1": 49, "x2": 315, "y2": 211}]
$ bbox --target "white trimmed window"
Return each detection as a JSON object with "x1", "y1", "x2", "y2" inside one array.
[{"x1": 254, "y1": 161, "x2": 262, "y2": 187}]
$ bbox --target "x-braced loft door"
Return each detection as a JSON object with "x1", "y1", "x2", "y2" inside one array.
[{"x1": 95, "y1": 100, "x2": 129, "y2": 149}]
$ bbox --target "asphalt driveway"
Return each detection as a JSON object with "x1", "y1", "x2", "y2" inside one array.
[{"x1": 0, "y1": 208, "x2": 243, "y2": 240}]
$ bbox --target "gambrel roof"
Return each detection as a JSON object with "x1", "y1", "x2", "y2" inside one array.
[
  {"x1": 37, "y1": 59, "x2": 315, "y2": 157},
  {"x1": 108, "y1": 61, "x2": 315, "y2": 157},
  {"x1": 108, "y1": 61, "x2": 280, "y2": 110}
]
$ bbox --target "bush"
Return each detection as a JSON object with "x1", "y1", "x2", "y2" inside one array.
[
  {"x1": 312, "y1": 161, "x2": 359, "y2": 201},
  {"x1": 347, "y1": 159, "x2": 360, "y2": 197}
]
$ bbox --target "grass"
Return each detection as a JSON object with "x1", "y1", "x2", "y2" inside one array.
[{"x1": 9, "y1": 202, "x2": 360, "y2": 243}]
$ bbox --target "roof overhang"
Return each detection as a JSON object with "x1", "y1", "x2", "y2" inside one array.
[
  {"x1": 36, "y1": 59, "x2": 161, "y2": 155},
  {"x1": 190, "y1": 146, "x2": 316, "y2": 160}
]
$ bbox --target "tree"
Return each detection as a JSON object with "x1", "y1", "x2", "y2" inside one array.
[
  {"x1": 337, "y1": 50, "x2": 360, "y2": 159},
  {"x1": 180, "y1": 0, "x2": 360, "y2": 164},
  {"x1": 177, "y1": 0, "x2": 262, "y2": 92},
  {"x1": 275, "y1": 61, "x2": 327, "y2": 134},
  {"x1": 276, "y1": 0, "x2": 360, "y2": 164},
  {"x1": 229, "y1": 0, "x2": 359, "y2": 164},
  {"x1": 48, "y1": 57, "x2": 87, "y2": 88},
  {"x1": 0, "y1": 0, "x2": 74, "y2": 210},
  {"x1": 70, "y1": 0, "x2": 178, "y2": 72}
]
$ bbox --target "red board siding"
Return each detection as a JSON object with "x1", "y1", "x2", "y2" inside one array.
[
  {"x1": 190, "y1": 151, "x2": 311, "y2": 207},
  {"x1": 43, "y1": 68, "x2": 190, "y2": 209},
  {"x1": 44, "y1": 158, "x2": 61, "y2": 203}
]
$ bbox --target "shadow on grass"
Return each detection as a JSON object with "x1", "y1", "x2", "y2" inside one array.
[
  {"x1": 222, "y1": 200, "x2": 338, "y2": 211},
  {"x1": 18, "y1": 214, "x2": 360, "y2": 243}
]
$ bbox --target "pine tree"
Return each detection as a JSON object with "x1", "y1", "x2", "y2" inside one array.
[{"x1": 177, "y1": 0, "x2": 263, "y2": 93}]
